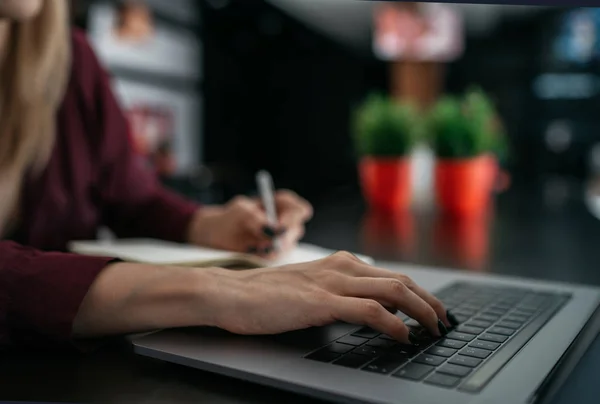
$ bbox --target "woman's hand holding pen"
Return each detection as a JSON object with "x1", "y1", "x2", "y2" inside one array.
[{"x1": 187, "y1": 190, "x2": 313, "y2": 257}]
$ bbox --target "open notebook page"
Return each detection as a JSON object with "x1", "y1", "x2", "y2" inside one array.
[{"x1": 69, "y1": 239, "x2": 374, "y2": 267}]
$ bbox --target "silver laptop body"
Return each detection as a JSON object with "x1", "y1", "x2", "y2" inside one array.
[{"x1": 131, "y1": 263, "x2": 600, "y2": 404}]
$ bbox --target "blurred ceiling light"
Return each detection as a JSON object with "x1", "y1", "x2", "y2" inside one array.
[
  {"x1": 533, "y1": 73, "x2": 600, "y2": 100},
  {"x1": 545, "y1": 121, "x2": 572, "y2": 154}
]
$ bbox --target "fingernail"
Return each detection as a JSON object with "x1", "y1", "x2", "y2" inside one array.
[
  {"x1": 438, "y1": 319, "x2": 448, "y2": 336},
  {"x1": 408, "y1": 331, "x2": 420, "y2": 346},
  {"x1": 262, "y1": 226, "x2": 276, "y2": 238},
  {"x1": 447, "y1": 310, "x2": 459, "y2": 327}
]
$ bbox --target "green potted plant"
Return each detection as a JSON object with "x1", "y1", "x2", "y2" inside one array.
[
  {"x1": 352, "y1": 94, "x2": 420, "y2": 211},
  {"x1": 427, "y1": 87, "x2": 508, "y2": 216}
]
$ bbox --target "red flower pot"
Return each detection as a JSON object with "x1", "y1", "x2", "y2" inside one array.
[
  {"x1": 435, "y1": 154, "x2": 498, "y2": 216},
  {"x1": 359, "y1": 157, "x2": 412, "y2": 212}
]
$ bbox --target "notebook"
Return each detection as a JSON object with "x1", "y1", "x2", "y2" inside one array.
[{"x1": 68, "y1": 238, "x2": 374, "y2": 269}]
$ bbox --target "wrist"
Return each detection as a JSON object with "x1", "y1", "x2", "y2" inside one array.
[
  {"x1": 185, "y1": 266, "x2": 227, "y2": 328},
  {"x1": 191, "y1": 266, "x2": 247, "y2": 332}
]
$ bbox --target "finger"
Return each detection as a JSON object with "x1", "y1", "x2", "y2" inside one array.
[
  {"x1": 339, "y1": 277, "x2": 442, "y2": 337},
  {"x1": 231, "y1": 197, "x2": 275, "y2": 240},
  {"x1": 278, "y1": 225, "x2": 305, "y2": 251},
  {"x1": 326, "y1": 254, "x2": 450, "y2": 327},
  {"x1": 405, "y1": 282, "x2": 451, "y2": 328},
  {"x1": 359, "y1": 267, "x2": 450, "y2": 327},
  {"x1": 331, "y1": 296, "x2": 413, "y2": 344},
  {"x1": 254, "y1": 240, "x2": 279, "y2": 259},
  {"x1": 275, "y1": 190, "x2": 313, "y2": 228}
]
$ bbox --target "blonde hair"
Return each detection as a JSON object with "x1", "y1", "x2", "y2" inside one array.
[{"x1": 0, "y1": 0, "x2": 71, "y2": 234}]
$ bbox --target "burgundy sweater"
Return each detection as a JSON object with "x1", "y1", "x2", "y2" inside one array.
[{"x1": 0, "y1": 29, "x2": 199, "y2": 348}]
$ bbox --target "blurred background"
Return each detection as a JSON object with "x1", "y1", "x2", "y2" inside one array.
[{"x1": 70, "y1": 1, "x2": 600, "y2": 279}]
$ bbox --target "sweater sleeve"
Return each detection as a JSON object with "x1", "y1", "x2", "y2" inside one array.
[
  {"x1": 72, "y1": 29, "x2": 199, "y2": 242},
  {"x1": 0, "y1": 241, "x2": 115, "y2": 348}
]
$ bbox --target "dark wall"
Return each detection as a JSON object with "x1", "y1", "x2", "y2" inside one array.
[{"x1": 201, "y1": 1, "x2": 387, "y2": 202}]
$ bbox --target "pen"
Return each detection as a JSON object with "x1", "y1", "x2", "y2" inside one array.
[{"x1": 256, "y1": 170, "x2": 280, "y2": 251}]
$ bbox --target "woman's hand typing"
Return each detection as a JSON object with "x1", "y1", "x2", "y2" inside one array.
[{"x1": 73, "y1": 252, "x2": 450, "y2": 345}]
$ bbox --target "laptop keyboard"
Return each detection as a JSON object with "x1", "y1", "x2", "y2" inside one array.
[{"x1": 304, "y1": 282, "x2": 571, "y2": 393}]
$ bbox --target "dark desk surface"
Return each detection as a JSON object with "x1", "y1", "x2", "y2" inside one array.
[{"x1": 3, "y1": 177, "x2": 600, "y2": 403}]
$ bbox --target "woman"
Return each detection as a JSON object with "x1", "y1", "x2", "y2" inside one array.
[
  {"x1": 0, "y1": 0, "x2": 309, "y2": 256},
  {"x1": 0, "y1": 0, "x2": 453, "y2": 349}
]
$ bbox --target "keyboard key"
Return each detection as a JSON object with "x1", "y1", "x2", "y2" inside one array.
[
  {"x1": 388, "y1": 344, "x2": 419, "y2": 358},
  {"x1": 441, "y1": 299, "x2": 460, "y2": 308},
  {"x1": 414, "y1": 354, "x2": 446, "y2": 366},
  {"x1": 466, "y1": 320, "x2": 493, "y2": 329},
  {"x1": 449, "y1": 355, "x2": 482, "y2": 368},
  {"x1": 497, "y1": 321, "x2": 522, "y2": 330},
  {"x1": 438, "y1": 364, "x2": 473, "y2": 377},
  {"x1": 447, "y1": 331, "x2": 476, "y2": 342},
  {"x1": 475, "y1": 314, "x2": 500, "y2": 323},
  {"x1": 363, "y1": 355, "x2": 408, "y2": 375},
  {"x1": 410, "y1": 333, "x2": 435, "y2": 349},
  {"x1": 504, "y1": 315, "x2": 528, "y2": 323},
  {"x1": 333, "y1": 353, "x2": 373, "y2": 369},
  {"x1": 485, "y1": 308, "x2": 508, "y2": 316},
  {"x1": 465, "y1": 297, "x2": 491, "y2": 305},
  {"x1": 306, "y1": 349, "x2": 340, "y2": 363},
  {"x1": 425, "y1": 373, "x2": 462, "y2": 388},
  {"x1": 426, "y1": 346, "x2": 458, "y2": 358},
  {"x1": 457, "y1": 325, "x2": 485, "y2": 335},
  {"x1": 479, "y1": 333, "x2": 508, "y2": 343},
  {"x1": 453, "y1": 308, "x2": 477, "y2": 317},
  {"x1": 352, "y1": 327, "x2": 380, "y2": 339},
  {"x1": 398, "y1": 313, "x2": 410, "y2": 322},
  {"x1": 470, "y1": 340, "x2": 500, "y2": 351},
  {"x1": 325, "y1": 343, "x2": 355, "y2": 354},
  {"x1": 461, "y1": 347, "x2": 491, "y2": 359},
  {"x1": 437, "y1": 339, "x2": 467, "y2": 350},
  {"x1": 366, "y1": 338, "x2": 396, "y2": 349},
  {"x1": 474, "y1": 312, "x2": 500, "y2": 323},
  {"x1": 338, "y1": 335, "x2": 369, "y2": 346},
  {"x1": 460, "y1": 304, "x2": 482, "y2": 312},
  {"x1": 513, "y1": 308, "x2": 537, "y2": 316},
  {"x1": 490, "y1": 303, "x2": 513, "y2": 311},
  {"x1": 455, "y1": 314, "x2": 471, "y2": 323},
  {"x1": 516, "y1": 304, "x2": 540, "y2": 312},
  {"x1": 405, "y1": 319, "x2": 421, "y2": 328},
  {"x1": 489, "y1": 327, "x2": 515, "y2": 337},
  {"x1": 354, "y1": 346, "x2": 384, "y2": 357},
  {"x1": 394, "y1": 363, "x2": 435, "y2": 381}
]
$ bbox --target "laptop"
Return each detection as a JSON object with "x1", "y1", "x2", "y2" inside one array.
[{"x1": 130, "y1": 262, "x2": 600, "y2": 404}]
